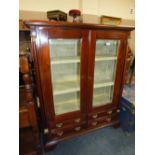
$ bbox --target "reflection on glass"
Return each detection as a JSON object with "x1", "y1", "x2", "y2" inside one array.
[
  {"x1": 93, "y1": 39, "x2": 119, "y2": 107},
  {"x1": 49, "y1": 39, "x2": 81, "y2": 115}
]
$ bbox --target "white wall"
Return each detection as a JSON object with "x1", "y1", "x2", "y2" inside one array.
[
  {"x1": 19, "y1": 0, "x2": 80, "y2": 13},
  {"x1": 99, "y1": 0, "x2": 134, "y2": 20},
  {"x1": 82, "y1": 0, "x2": 134, "y2": 20},
  {"x1": 19, "y1": 0, "x2": 135, "y2": 20}
]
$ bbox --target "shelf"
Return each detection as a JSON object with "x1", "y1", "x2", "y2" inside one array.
[
  {"x1": 95, "y1": 56, "x2": 117, "y2": 61},
  {"x1": 53, "y1": 80, "x2": 80, "y2": 95},
  {"x1": 94, "y1": 81, "x2": 114, "y2": 89},
  {"x1": 51, "y1": 56, "x2": 80, "y2": 64},
  {"x1": 93, "y1": 83, "x2": 113, "y2": 106},
  {"x1": 51, "y1": 56, "x2": 117, "y2": 65},
  {"x1": 55, "y1": 98, "x2": 80, "y2": 106},
  {"x1": 53, "y1": 80, "x2": 114, "y2": 95}
]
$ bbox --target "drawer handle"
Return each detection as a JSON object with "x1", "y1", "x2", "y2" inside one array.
[
  {"x1": 92, "y1": 114, "x2": 98, "y2": 119},
  {"x1": 107, "y1": 111, "x2": 113, "y2": 114},
  {"x1": 56, "y1": 123, "x2": 63, "y2": 128},
  {"x1": 117, "y1": 109, "x2": 120, "y2": 113},
  {"x1": 57, "y1": 131, "x2": 63, "y2": 136},
  {"x1": 74, "y1": 118, "x2": 81, "y2": 123},
  {"x1": 106, "y1": 117, "x2": 111, "y2": 122},
  {"x1": 44, "y1": 128, "x2": 49, "y2": 134},
  {"x1": 92, "y1": 121, "x2": 98, "y2": 126},
  {"x1": 75, "y1": 126, "x2": 81, "y2": 131}
]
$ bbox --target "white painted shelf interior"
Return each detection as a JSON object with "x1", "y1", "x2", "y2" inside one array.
[
  {"x1": 49, "y1": 39, "x2": 81, "y2": 115},
  {"x1": 51, "y1": 56, "x2": 117, "y2": 65},
  {"x1": 54, "y1": 92, "x2": 80, "y2": 115},
  {"x1": 92, "y1": 39, "x2": 119, "y2": 107},
  {"x1": 49, "y1": 38, "x2": 119, "y2": 115},
  {"x1": 93, "y1": 86, "x2": 114, "y2": 107}
]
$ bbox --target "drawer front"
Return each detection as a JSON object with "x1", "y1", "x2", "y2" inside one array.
[
  {"x1": 88, "y1": 108, "x2": 119, "y2": 120},
  {"x1": 51, "y1": 123, "x2": 85, "y2": 139},
  {"x1": 88, "y1": 113, "x2": 119, "y2": 128},
  {"x1": 50, "y1": 115, "x2": 85, "y2": 129}
]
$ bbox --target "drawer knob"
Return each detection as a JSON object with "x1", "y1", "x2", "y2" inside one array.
[
  {"x1": 56, "y1": 122, "x2": 63, "y2": 128},
  {"x1": 92, "y1": 114, "x2": 98, "y2": 119},
  {"x1": 57, "y1": 131, "x2": 63, "y2": 136},
  {"x1": 44, "y1": 128, "x2": 49, "y2": 134},
  {"x1": 92, "y1": 121, "x2": 98, "y2": 126},
  {"x1": 107, "y1": 111, "x2": 113, "y2": 114},
  {"x1": 75, "y1": 126, "x2": 81, "y2": 131},
  {"x1": 117, "y1": 109, "x2": 120, "y2": 113},
  {"x1": 74, "y1": 118, "x2": 81, "y2": 123},
  {"x1": 106, "y1": 117, "x2": 111, "y2": 122}
]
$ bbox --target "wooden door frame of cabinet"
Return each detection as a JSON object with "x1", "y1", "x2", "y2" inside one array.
[
  {"x1": 31, "y1": 27, "x2": 90, "y2": 126},
  {"x1": 28, "y1": 25, "x2": 131, "y2": 126},
  {"x1": 30, "y1": 27, "x2": 48, "y2": 131},
  {"x1": 87, "y1": 30, "x2": 129, "y2": 113}
]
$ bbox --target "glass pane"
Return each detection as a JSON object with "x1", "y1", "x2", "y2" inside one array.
[
  {"x1": 49, "y1": 39, "x2": 81, "y2": 115},
  {"x1": 93, "y1": 39, "x2": 120, "y2": 107},
  {"x1": 96, "y1": 40, "x2": 118, "y2": 57},
  {"x1": 93, "y1": 86, "x2": 113, "y2": 107},
  {"x1": 54, "y1": 92, "x2": 80, "y2": 115},
  {"x1": 94, "y1": 60, "x2": 117, "y2": 84}
]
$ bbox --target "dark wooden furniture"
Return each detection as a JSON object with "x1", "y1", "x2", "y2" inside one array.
[
  {"x1": 19, "y1": 21, "x2": 43, "y2": 154},
  {"x1": 25, "y1": 20, "x2": 134, "y2": 151},
  {"x1": 19, "y1": 51, "x2": 42, "y2": 155},
  {"x1": 19, "y1": 51, "x2": 38, "y2": 131}
]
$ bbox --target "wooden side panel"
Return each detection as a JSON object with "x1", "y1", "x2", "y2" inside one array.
[
  {"x1": 30, "y1": 27, "x2": 47, "y2": 129},
  {"x1": 36, "y1": 28, "x2": 55, "y2": 123}
]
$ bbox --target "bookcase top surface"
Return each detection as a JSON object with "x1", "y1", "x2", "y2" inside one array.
[{"x1": 24, "y1": 20, "x2": 135, "y2": 31}]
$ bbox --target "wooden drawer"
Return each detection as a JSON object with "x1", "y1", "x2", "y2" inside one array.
[
  {"x1": 88, "y1": 108, "x2": 119, "y2": 120},
  {"x1": 51, "y1": 123, "x2": 85, "y2": 139},
  {"x1": 50, "y1": 116, "x2": 85, "y2": 129},
  {"x1": 88, "y1": 114, "x2": 119, "y2": 128}
]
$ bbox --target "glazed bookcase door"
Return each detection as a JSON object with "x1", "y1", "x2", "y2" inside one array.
[
  {"x1": 88, "y1": 31, "x2": 127, "y2": 111},
  {"x1": 49, "y1": 38, "x2": 82, "y2": 115},
  {"x1": 93, "y1": 39, "x2": 119, "y2": 107},
  {"x1": 37, "y1": 28, "x2": 88, "y2": 120}
]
